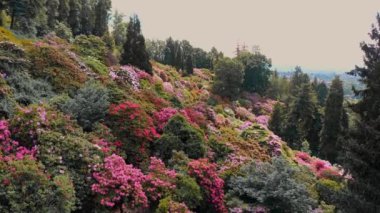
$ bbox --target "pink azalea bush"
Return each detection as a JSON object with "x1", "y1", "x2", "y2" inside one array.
[
  {"x1": 188, "y1": 158, "x2": 227, "y2": 213},
  {"x1": 294, "y1": 152, "x2": 341, "y2": 179},
  {"x1": 144, "y1": 157, "x2": 177, "y2": 201},
  {"x1": 153, "y1": 107, "x2": 178, "y2": 133},
  {"x1": 0, "y1": 120, "x2": 36, "y2": 161},
  {"x1": 91, "y1": 154, "x2": 148, "y2": 209},
  {"x1": 255, "y1": 115, "x2": 270, "y2": 127},
  {"x1": 163, "y1": 82, "x2": 174, "y2": 94},
  {"x1": 235, "y1": 107, "x2": 255, "y2": 121}
]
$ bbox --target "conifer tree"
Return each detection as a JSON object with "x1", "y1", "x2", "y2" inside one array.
[
  {"x1": 93, "y1": 0, "x2": 111, "y2": 36},
  {"x1": 164, "y1": 37, "x2": 176, "y2": 66},
  {"x1": 57, "y1": 0, "x2": 70, "y2": 23},
  {"x1": 344, "y1": 14, "x2": 380, "y2": 210},
  {"x1": 269, "y1": 103, "x2": 284, "y2": 136},
  {"x1": 184, "y1": 55, "x2": 194, "y2": 75},
  {"x1": 319, "y1": 76, "x2": 344, "y2": 163},
  {"x1": 68, "y1": 0, "x2": 81, "y2": 35},
  {"x1": 120, "y1": 15, "x2": 152, "y2": 74},
  {"x1": 315, "y1": 81, "x2": 328, "y2": 106},
  {"x1": 80, "y1": 0, "x2": 95, "y2": 35},
  {"x1": 283, "y1": 83, "x2": 318, "y2": 150},
  {"x1": 112, "y1": 11, "x2": 127, "y2": 46},
  {"x1": 46, "y1": 0, "x2": 59, "y2": 29}
]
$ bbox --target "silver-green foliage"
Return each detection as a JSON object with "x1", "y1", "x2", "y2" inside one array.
[
  {"x1": 227, "y1": 157, "x2": 318, "y2": 212},
  {"x1": 61, "y1": 81, "x2": 109, "y2": 131}
]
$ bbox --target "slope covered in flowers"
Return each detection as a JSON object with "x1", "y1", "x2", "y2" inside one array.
[{"x1": 0, "y1": 28, "x2": 349, "y2": 212}]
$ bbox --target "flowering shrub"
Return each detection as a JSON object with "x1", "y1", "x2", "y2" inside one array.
[
  {"x1": 108, "y1": 101, "x2": 159, "y2": 165},
  {"x1": 188, "y1": 158, "x2": 227, "y2": 213},
  {"x1": 10, "y1": 105, "x2": 78, "y2": 148},
  {"x1": 295, "y1": 152, "x2": 341, "y2": 179},
  {"x1": 153, "y1": 107, "x2": 178, "y2": 133},
  {"x1": 235, "y1": 107, "x2": 255, "y2": 121},
  {"x1": 255, "y1": 115, "x2": 270, "y2": 127},
  {"x1": 91, "y1": 154, "x2": 148, "y2": 209},
  {"x1": 29, "y1": 44, "x2": 87, "y2": 91},
  {"x1": 108, "y1": 101, "x2": 159, "y2": 142},
  {"x1": 0, "y1": 157, "x2": 76, "y2": 213},
  {"x1": 163, "y1": 82, "x2": 175, "y2": 94},
  {"x1": 180, "y1": 107, "x2": 208, "y2": 129},
  {"x1": 145, "y1": 157, "x2": 177, "y2": 201},
  {"x1": 0, "y1": 120, "x2": 36, "y2": 161}
]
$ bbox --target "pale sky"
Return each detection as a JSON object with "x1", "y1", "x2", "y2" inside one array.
[{"x1": 111, "y1": 0, "x2": 380, "y2": 73}]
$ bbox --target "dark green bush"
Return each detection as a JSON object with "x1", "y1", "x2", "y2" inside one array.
[
  {"x1": 154, "y1": 115, "x2": 206, "y2": 162},
  {"x1": 61, "y1": 81, "x2": 109, "y2": 131}
]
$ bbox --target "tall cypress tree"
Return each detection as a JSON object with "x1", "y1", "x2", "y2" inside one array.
[
  {"x1": 46, "y1": 0, "x2": 59, "y2": 29},
  {"x1": 319, "y1": 76, "x2": 344, "y2": 163},
  {"x1": 80, "y1": 0, "x2": 95, "y2": 35},
  {"x1": 344, "y1": 14, "x2": 380, "y2": 210},
  {"x1": 57, "y1": 0, "x2": 70, "y2": 24},
  {"x1": 269, "y1": 103, "x2": 284, "y2": 136},
  {"x1": 120, "y1": 15, "x2": 152, "y2": 74},
  {"x1": 283, "y1": 83, "x2": 318, "y2": 150},
  {"x1": 93, "y1": 0, "x2": 111, "y2": 36},
  {"x1": 68, "y1": 0, "x2": 81, "y2": 35}
]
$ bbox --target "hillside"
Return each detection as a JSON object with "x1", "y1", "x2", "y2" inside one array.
[{"x1": 0, "y1": 27, "x2": 350, "y2": 213}]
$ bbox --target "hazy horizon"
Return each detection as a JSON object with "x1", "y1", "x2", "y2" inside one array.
[{"x1": 111, "y1": 0, "x2": 380, "y2": 73}]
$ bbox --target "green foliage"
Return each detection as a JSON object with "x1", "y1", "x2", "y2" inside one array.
[
  {"x1": 6, "y1": 71, "x2": 55, "y2": 106},
  {"x1": 0, "y1": 157, "x2": 76, "y2": 213},
  {"x1": 174, "y1": 175, "x2": 204, "y2": 210},
  {"x1": 93, "y1": 0, "x2": 111, "y2": 37},
  {"x1": 319, "y1": 76, "x2": 344, "y2": 163},
  {"x1": 54, "y1": 22, "x2": 73, "y2": 41},
  {"x1": 61, "y1": 81, "x2": 109, "y2": 131},
  {"x1": 212, "y1": 57, "x2": 244, "y2": 99},
  {"x1": 74, "y1": 35, "x2": 107, "y2": 62},
  {"x1": 283, "y1": 83, "x2": 320, "y2": 150},
  {"x1": 83, "y1": 56, "x2": 108, "y2": 76},
  {"x1": 269, "y1": 103, "x2": 284, "y2": 136},
  {"x1": 120, "y1": 15, "x2": 152, "y2": 74},
  {"x1": 38, "y1": 130, "x2": 102, "y2": 209},
  {"x1": 227, "y1": 157, "x2": 318, "y2": 212},
  {"x1": 154, "y1": 115, "x2": 206, "y2": 162},
  {"x1": 344, "y1": 14, "x2": 380, "y2": 210},
  {"x1": 237, "y1": 52, "x2": 272, "y2": 94},
  {"x1": 208, "y1": 138, "x2": 232, "y2": 162},
  {"x1": 112, "y1": 10, "x2": 128, "y2": 46},
  {"x1": 29, "y1": 45, "x2": 87, "y2": 91}
]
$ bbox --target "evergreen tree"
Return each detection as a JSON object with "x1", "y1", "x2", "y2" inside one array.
[
  {"x1": 120, "y1": 15, "x2": 152, "y2": 74},
  {"x1": 289, "y1": 66, "x2": 310, "y2": 95},
  {"x1": 164, "y1": 37, "x2": 176, "y2": 66},
  {"x1": 344, "y1": 14, "x2": 380, "y2": 210},
  {"x1": 283, "y1": 83, "x2": 318, "y2": 150},
  {"x1": 57, "y1": 0, "x2": 70, "y2": 24},
  {"x1": 80, "y1": 0, "x2": 95, "y2": 35},
  {"x1": 319, "y1": 76, "x2": 344, "y2": 163},
  {"x1": 46, "y1": 0, "x2": 59, "y2": 29},
  {"x1": 269, "y1": 103, "x2": 284, "y2": 136},
  {"x1": 9, "y1": 0, "x2": 47, "y2": 35},
  {"x1": 237, "y1": 52, "x2": 272, "y2": 95},
  {"x1": 184, "y1": 55, "x2": 194, "y2": 75},
  {"x1": 68, "y1": 0, "x2": 81, "y2": 35},
  {"x1": 112, "y1": 10, "x2": 127, "y2": 46},
  {"x1": 93, "y1": 0, "x2": 111, "y2": 36},
  {"x1": 316, "y1": 81, "x2": 328, "y2": 106},
  {"x1": 212, "y1": 57, "x2": 244, "y2": 99}
]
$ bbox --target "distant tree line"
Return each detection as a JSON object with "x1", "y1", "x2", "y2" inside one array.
[{"x1": 0, "y1": 0, "x2": 112, "y2": 37}]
